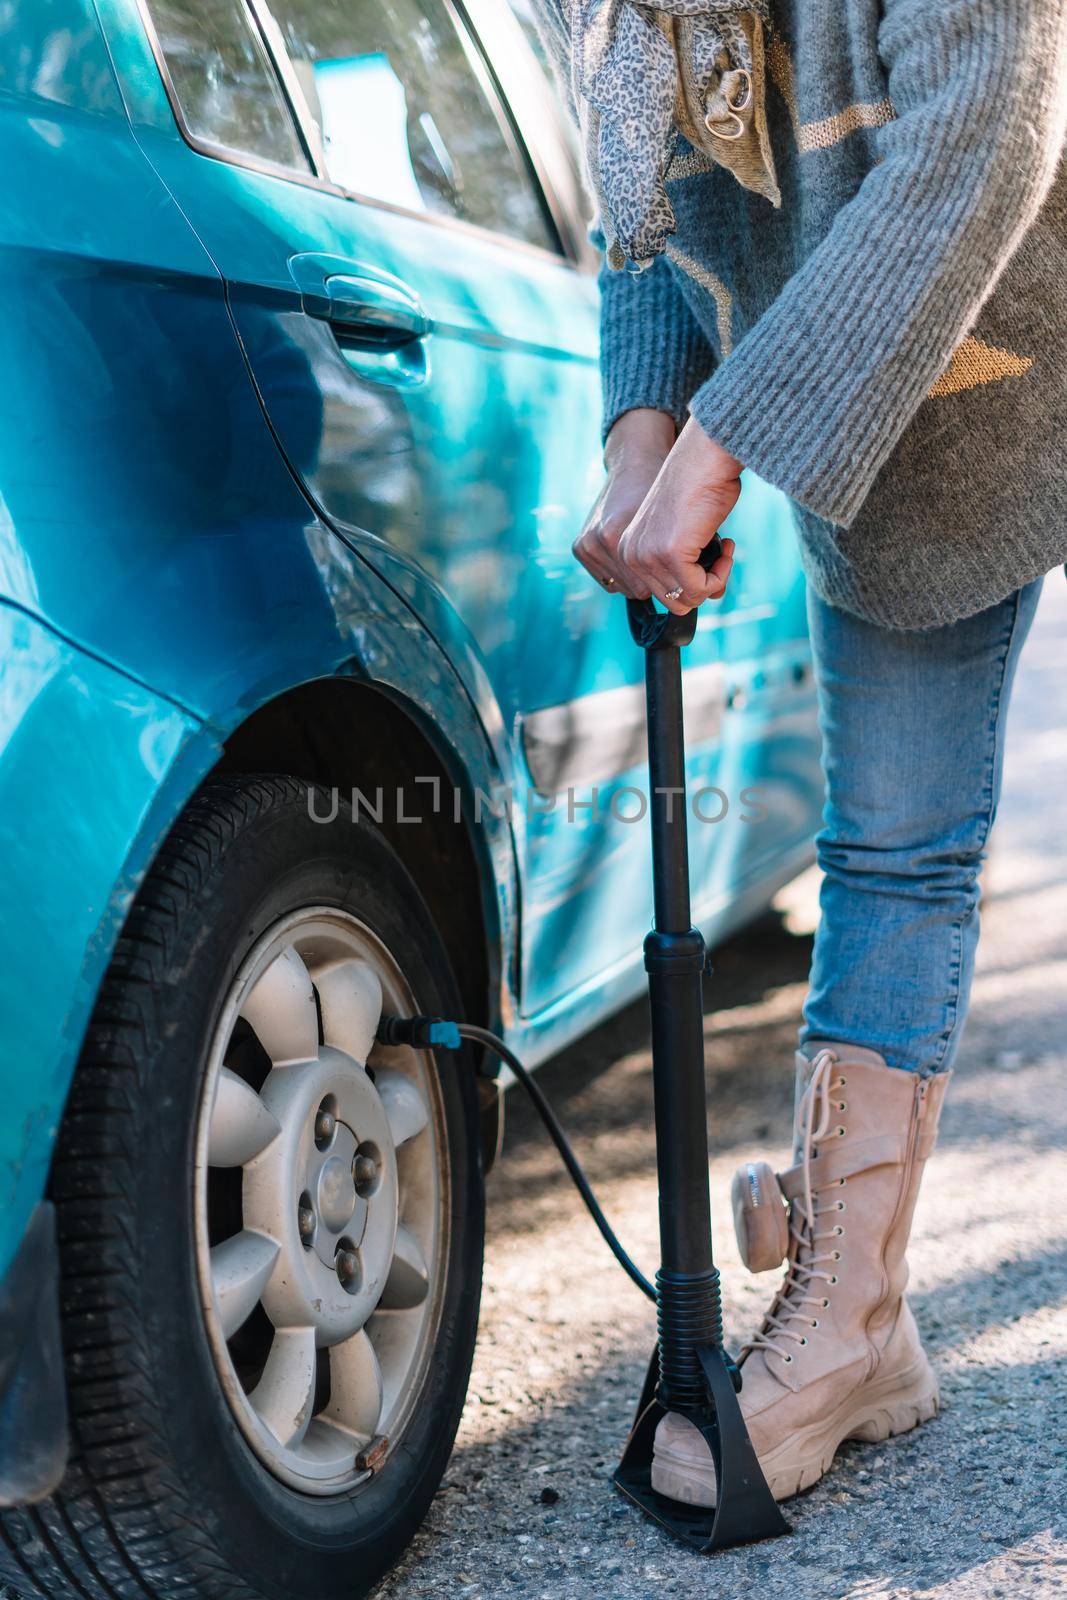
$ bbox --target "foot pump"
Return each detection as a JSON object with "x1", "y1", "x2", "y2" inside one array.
[
  {"x1": 611, "y1": 538, "x2": 788, "y2": 1550},
  {"x1": 380, "y1": 537, "x2": 788, "y2": 1553}
]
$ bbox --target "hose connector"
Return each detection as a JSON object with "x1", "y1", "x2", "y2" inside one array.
[{"x1": 377, "y1": 1015, "x2": 462, "y2": 1051}]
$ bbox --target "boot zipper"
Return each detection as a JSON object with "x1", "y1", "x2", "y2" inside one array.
[
  {"x1": 897, "y1": 1079, "x2": 927, "y2": 1215},
  {"x1": 873, "y1": 1078, "x2": 928, "y2": 1328}
]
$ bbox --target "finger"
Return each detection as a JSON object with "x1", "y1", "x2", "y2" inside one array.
[
  {"x1": 585, "y1": 525, "x2": 657, "y2": 598},
  {"x1": 702, "y1": 537, "x2": 735, "y2": 598},
  {"x1": 673, "y1": 560, "x2": 725, "y2": 603},
  {"x1": 573, "y1": 531, "x2": 646, "y2": 600},
  {"x1": 710, "y1": 536, "x2": 735, "y2": 582},
  {"x1": 668, "y1": 565, "x2": 712, "y2": 608},
  {"x1": 672, "y1": 538, "x2": 736, "y2": 604},
  {"x1": 645, "y1": 562, "x2": 699, "y2": 616},
  {"x1": 600, "y1": 546, "x2": 649, "y2": 600},
  {"x1": 618, "y1": 536, "x2": 667, "y2": 607},
  {"x1": 598, "y1": 549, "x2": 649, "y2": 600},
  {"x1": 642, "y1": 545, "x2": 709, "y2": 611},
  {"x1": 594, "y1": 522, "x2": 658, "y2": 599},
  {"x1": 573, "y1": 531, "x2": 619, "y2": 589}
]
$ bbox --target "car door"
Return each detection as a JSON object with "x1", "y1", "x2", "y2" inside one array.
[
  {"x1": 108, "y1": 0, "x2": 818, "y2": 1030},
  {"x1": 107, "y1": 0, "x2": 677, "y2": 1012}
]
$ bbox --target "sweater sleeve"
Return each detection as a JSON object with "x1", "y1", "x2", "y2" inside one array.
[
  {"x1": 689, "y1": 0, "x2": 1067, "y2": 527},
  {"x1": 599, "y1": 254, "x2": 717, "y2": 439}
]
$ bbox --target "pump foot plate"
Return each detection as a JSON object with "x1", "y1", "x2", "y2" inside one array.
[{"x1": 614, "y1": 1346, "x2": 790, "y2": 1553}]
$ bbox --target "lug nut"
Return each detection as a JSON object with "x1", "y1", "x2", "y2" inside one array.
[
  {"x1": 336, "y1": 1246, "x2": 361, "y2": 1291},
  {"x1": 314, "y1": 1106, "x2": 336, "y2": 1149},
  {"x1": 353, "y1": 1153, "x2": 378, "y2": 1192},
  {"x1": 298, "y1": 1194, "x2": 316, "y2": 1246}
]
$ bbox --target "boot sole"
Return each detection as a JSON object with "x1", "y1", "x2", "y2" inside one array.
[{"x1": 650, "y1": 1353, "x2": 939, "y2": 1508}]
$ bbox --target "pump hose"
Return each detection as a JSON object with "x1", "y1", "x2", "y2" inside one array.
[
  {"x1": 448, "y1": 1025, "x2": 652, "y2": 1301},
  {"x1": 376, "y1": 1015, "x2": 655, "y2": 1299}
]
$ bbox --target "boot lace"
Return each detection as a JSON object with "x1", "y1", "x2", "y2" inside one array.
[{"x1": 742, "y1": 1048, "x2": 846, "y2": 1367}]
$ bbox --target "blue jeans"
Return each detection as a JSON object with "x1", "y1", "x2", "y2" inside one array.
[{"x1": 799, "y1": 580, "x2": 1044, "y2": 1075}]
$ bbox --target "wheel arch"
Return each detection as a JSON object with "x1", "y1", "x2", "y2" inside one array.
[{"x1": 212, "y1": 677, "x2": 504, "y2": 1040}]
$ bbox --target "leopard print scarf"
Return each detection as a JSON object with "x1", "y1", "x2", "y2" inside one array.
[{"x1": 552, "y1": 0, "x2": 777, "y2": 270}]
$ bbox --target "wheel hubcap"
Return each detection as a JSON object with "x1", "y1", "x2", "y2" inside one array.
[
  {"x1": 194, "y1": 910, "x2": 447, "y2": 1494},
  {"x1": 316, "y1": 1152, "x2": 357, "y2": 1234}
]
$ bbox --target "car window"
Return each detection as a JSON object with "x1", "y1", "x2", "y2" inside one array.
[
  {"x1": 266, "y1": 0, "x2": 556, "y2": 250},
  {"x1": 143, "y1": 0, "x2": 310, "y2": 172}
]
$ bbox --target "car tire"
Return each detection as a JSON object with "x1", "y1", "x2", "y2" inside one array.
[{"x1": 0, "y1": 775, "x2": 483, "y2": 1600}]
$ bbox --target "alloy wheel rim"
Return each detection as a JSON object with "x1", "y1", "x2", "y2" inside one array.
[{"x1": 194, "y1": 908, "x2": 448, "y2": 1494}]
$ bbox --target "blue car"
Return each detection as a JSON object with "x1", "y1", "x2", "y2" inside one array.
[{"x1": 0, "y1": 1, "x2": 821, "y2": 1593}]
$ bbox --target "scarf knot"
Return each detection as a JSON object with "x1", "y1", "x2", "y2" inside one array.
[{"x1": 559, "y1": 0, "x2": 778, "y2": 269}]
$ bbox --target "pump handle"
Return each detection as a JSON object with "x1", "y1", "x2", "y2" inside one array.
[{"x1": 625, "y1": 534, "x2": 724, "y2": 650}]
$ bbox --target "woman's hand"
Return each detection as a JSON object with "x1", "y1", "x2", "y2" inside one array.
[
  {"x1": 572, "y1": 409, "x2": 677, "y2": 598},
  {"x1": 617, "y1": 418, "x2": 740, "y2": 614}
]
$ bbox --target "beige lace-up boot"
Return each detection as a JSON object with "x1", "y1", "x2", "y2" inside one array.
[{"x1": 651, "y1": 1044, "x2": 950, "y2": 1505}]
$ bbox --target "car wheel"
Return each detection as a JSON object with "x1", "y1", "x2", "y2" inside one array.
[{"x1": 0, "y1": 775, "x2": 483, "y2": 1600}]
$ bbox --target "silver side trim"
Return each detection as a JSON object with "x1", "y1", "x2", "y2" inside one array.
[{"x1": 522, "y1": 662, "x2": 726, "y2": 795}]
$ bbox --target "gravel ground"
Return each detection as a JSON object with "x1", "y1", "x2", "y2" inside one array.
[{"x1": 378, "y1": 576, "x2": 1067, "y2": 1600}]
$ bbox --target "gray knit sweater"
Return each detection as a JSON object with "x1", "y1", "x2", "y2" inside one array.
[{"x1": 540, "y1": 0, "x2": 1067, "y2": 629}]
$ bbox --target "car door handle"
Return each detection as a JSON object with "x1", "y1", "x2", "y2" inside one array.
[
  {"x1": 288, "y1": 254, "x2": 432, "y2": 386},
  {"x1": 289, "y1": 253, "x2": 430, "y2": 350},
  {"x1": 319, "y1": 274, "x2": 430, "y2": 349}
]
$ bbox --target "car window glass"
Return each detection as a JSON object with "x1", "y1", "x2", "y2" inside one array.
[
  {"x1": 143, "y1": 0, "x2": 310, "y2": 171},
  {"x1": 267, "y1": 0, "x2": 556, "y2": 249}
]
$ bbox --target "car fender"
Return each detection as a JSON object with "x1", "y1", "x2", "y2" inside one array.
[{"x1": 0, "y1": 564, "x2": 516, "y2": 1287}]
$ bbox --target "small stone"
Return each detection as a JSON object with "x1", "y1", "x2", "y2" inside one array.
[{"x1": 539, "y1": 1487, "x2": 560, "y2": 1506}]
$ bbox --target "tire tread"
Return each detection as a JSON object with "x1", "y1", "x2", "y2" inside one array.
[{"x1": 0, "y1": 779, "x2": 331, "y2": 1600}]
